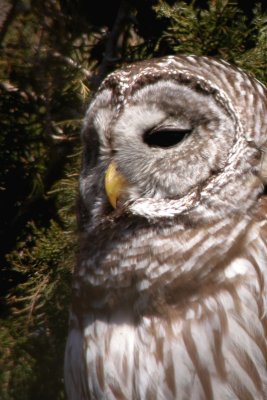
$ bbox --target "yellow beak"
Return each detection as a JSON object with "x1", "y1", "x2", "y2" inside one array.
[{"x1": 105, "y1": 162, "x2": 127, "y2": 208}]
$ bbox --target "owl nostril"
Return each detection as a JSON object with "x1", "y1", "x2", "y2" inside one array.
[{"x1": 143, "y1": 128, "x2": 192, "y2": 148}]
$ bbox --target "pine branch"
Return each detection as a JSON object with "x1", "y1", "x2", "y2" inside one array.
[{"x1": 48, "y1": 50, "x2": 92, "y2": 79}]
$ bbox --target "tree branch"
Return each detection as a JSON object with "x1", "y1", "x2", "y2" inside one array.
[
  {"x1": 0, "y1": 0, "x2": 19, "y2": 46},
  {"x1": 90, "y1": 0, "x2": 133, "y2": 90}
]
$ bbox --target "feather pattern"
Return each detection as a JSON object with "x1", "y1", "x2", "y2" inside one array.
[{"x1": 65, "y1": 55, "x2": 267, "y2": 399}]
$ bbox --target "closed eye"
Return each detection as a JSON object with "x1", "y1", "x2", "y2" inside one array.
[{"x1": 143, "y1": 128, "x2": 192, "y2": 148}]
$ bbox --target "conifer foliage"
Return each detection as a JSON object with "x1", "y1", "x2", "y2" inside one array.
[{"x1": 0, "y1": 1, "x2": 266, "y2": 399}]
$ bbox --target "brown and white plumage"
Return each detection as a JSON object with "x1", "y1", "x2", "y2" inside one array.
[{"x1": 65, "y1": 55, "x2": 267, "y2": 399}]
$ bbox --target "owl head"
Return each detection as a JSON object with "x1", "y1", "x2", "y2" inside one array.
[{"x1": 79, "y1": 56, "x2": 267, "y2": 227}]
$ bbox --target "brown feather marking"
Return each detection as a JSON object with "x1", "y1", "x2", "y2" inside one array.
[
  {"x1": 212, "y1": 328, "x2": 227, "y2": 380},
  {"x1": 110, "y1": 382, "x2": 126, "y2": 400},
  {"x1": 145, "y1": 386, "x2": 157, "y2": 400},
  {"x1": 257, "y1": 196, "x2": 267, "y2": 219},
  {"x1": 122, "y1": 353, "x2": 129, "y2": 386},
  {"x1": 231, "y1": 345, "x2": 263, "y2": 392},
  {"x1": 96, "y1": 354, "x2": 105, "y2": 392},
  {"x1": 155, "y1": 336, "x2": 164, "y2": 364},
  {"x1": 165, "y1": 356, "x2": 176, "y2": 397},
  {"x1": 229, "y1": 373, "x2": 256, "y2": 400},
  {"x1": 217, "y1": 301, "x2": 229, "y2": 336},
  {"x1": 182, "y1": 322, "x2": 214, "y2": 400},
  {"x1": 233, "y1": 310, "x2": 267, "y2": 368}
]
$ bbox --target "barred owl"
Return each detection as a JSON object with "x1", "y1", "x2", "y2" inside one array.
[{"x1": 64, "y1": 55, "x2": 267, "y2": 400}]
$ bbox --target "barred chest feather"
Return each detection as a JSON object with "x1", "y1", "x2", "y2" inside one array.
[{"x1": 65, "y1": 212, "x2": 267, "y2": 400}]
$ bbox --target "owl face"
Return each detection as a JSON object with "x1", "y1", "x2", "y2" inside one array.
[
  {"x1": 90, "y1": 81, "x2": 235, "y2": 199},
  {"x1": 81, "y1": 56, "x2": 267, "y2": 223}
]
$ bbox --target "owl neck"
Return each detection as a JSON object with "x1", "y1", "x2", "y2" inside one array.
[{"x1": 74, "y1": 209, "x2": 255, "y2": 317}]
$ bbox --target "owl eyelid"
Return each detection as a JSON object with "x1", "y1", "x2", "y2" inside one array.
[{"x1": 143, "y1": 126, "x2": 192, "y2": 148}]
